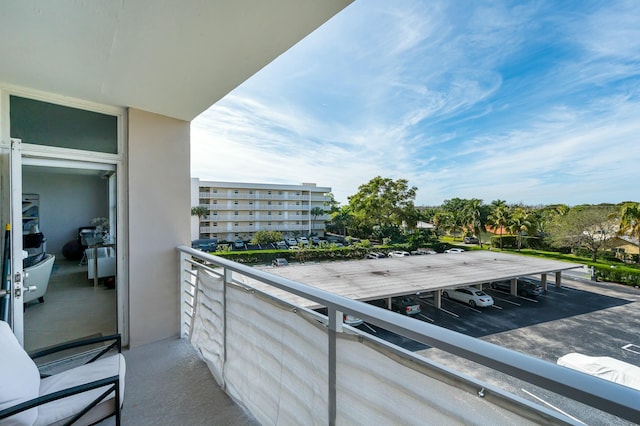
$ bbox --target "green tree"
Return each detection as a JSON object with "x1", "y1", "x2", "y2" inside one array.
[
  {"x1": 617, "y1": 202, "x2": 640, "y2": 265},
  {"x1": 347, "y1": 176, "x2": 417, "y2": 235},
  {"x1": 547, "y1": 205, "x2": 617, "y2": 261},
  {"x1": 191, "y1": 206, "x2": 208, "y2": 219},
  {"x1": 323, "y1": 192, "x2": 340, "y2": 213},
  {"x1": 310, "y1": 206, "x2": 326, "y2": 231},
  {"x1": 440, "y1": 198, "x2": 468, "y2": 240},
  {"x1": 487, "y1": 200, "x2": 510, "y2": 250},
  {"x1": 251, "y1": 230, "x2": 282, "y2": 245},
  {"x1": 462, "y1": 198, "x2": 485, "y2": 247},
  {"x1": 507, "y1": 207, "x2": 533, "y2": 251},
  {"x1": 329, "y1": 205, "x2": 354, "y2": 237}
]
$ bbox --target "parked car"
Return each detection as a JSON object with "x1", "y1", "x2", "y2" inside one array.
[
  {"x1": 365, "y1": 252, "x2": 387, "y2": 259},
  {"x1": 444, "y1": 248, "x2": 465, "y2": 254},
  {"x1": 234, "y1": 239, "x2": 245, "y2": 249},
  {"x1": 310, "y1": 236, "x2": 320, "y2": 245},
  {"x1": 442, "y1": 287, "x2": 494, "y2": 307},
  {"x1": 342, "y1": 313, "x2": 364, "y2": 327},
  {"x1": 316, "y1": 307, "x2": 363, "y2": 327},
  {"x1": 391, "y1": 296, "x2": 422, "y2": 316},
  {"x1": 491, "y1": 278, "x2": 544, "y2": 297},
  {"x1": 271, "y1": 258, "x2": 289, "y2": 267},
  {"x1": 285, "y1": 237, "x2": 298, "y2": 246},
  {"x1": 463, "y1": 236, "x2": 479, "y2": 244},
  {"x1": 388, "y1": 251, "x2": 411, "y2": 258},
  {"x1": 297, "y1": 236, "x2": 309, "y2": 245},
  {"x1": 275, "y1": 241, "x2": 288, "y2": 250}
]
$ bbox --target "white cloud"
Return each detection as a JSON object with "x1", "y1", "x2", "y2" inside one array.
[{"x1": 191, "y1": 0, "x2": 640, "y2": 207}]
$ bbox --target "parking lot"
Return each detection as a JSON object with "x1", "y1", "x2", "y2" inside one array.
[{"x1": 361, "y1": 277, "x2": 640, "y2": 425}]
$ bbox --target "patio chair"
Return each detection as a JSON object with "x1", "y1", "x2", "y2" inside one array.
[{"x1": 0, "y1": 321, "x2": 125, "y2": 425}]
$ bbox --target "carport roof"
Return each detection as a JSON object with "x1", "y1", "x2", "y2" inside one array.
[{"x1": 246, "y1": 250, "x2": 582, "y2": 309}]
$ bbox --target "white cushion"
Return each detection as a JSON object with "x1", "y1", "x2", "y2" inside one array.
[
  {"x1": 0, "y1": 321, "x2": 40, "y2": 426},
  {"x1": 35, "y1": 354, "x2": 125, "y2": 426}
]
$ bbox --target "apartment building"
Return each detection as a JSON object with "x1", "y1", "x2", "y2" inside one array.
[{"x1": 192, "y1": 179, "x2": 331, "y2": 242}]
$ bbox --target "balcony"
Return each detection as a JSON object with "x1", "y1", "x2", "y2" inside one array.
[{"x1": 173, "y1": 247, "x2": 639, "y2": 425}]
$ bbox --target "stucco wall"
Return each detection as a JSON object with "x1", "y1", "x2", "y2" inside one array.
[{"x1": 128, "y1": 108, "x2": 190, "y2": 347}]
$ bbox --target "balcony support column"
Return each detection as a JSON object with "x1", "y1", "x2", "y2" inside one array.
[
  {"x1": 327, "y1": 307, "x2": 341, "y2": 426},
  {"x1": 555, "y1": 271, "x2": 562, "y2": 288},
  {"x1": 541, "y1": 273, "x2": 547, "y2": 291}
]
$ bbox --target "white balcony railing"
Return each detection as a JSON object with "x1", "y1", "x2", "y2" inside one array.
[{"x1": 178, "y1": 247, "x2": 639, "y2": 425}]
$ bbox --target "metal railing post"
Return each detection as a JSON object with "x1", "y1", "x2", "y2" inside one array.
[
  {"x1": 327, "y1": 307, "x2": 342, "y2": 426},
  {"x1": 223, "y1": 267, "x2": 232, "y2": 366},
  {"x1": 179, "y1": 250, "x2": 189, "y2": 338}
]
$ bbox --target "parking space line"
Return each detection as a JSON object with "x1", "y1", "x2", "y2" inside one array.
[
  {"x1": 438, "y1": 307, "x2": 459, "y2": 318},
  {"x1": 418, "y1": 314, "x2": 434, "y2": 322},
  {"x1": 361, "y1": 322, "x2": 377, "y2": 334},
  {"x1": 491, "y1": 304, "x2": 502, "y2": 310},
  {"x1": 520, "y1": 388, "x2": 586, "y2": 425},
  {"x1": 622, "y1": 343, "x2": 640, "y2": 355},
  {"x1": 494, "y1": 297, "x2": 520, "y2": 306}
]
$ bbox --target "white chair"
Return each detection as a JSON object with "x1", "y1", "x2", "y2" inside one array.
[
  {"x1": 23, "y1": 254, "x2": 55, "y2": 305},
  {"x1": 86, "y1": 247, "x2": 116, "y2": 280},
  {"x1": 0, "y1": 321, "x2": 125, "y2": 425}
]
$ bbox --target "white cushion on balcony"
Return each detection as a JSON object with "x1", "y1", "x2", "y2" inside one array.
[
  {"x1": 35, "y1": 354, "x2": 125, "y2": 426},
  {"x1": 0, "y1": 321, "x2": 40, "y2": 426}
]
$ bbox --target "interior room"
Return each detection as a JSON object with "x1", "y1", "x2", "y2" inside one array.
[{"x1": 21, "y1": 165, "x2": 117, "y2": 352}]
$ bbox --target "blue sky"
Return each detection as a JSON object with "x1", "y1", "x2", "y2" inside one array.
[{"x1": 191, "y1": 0, "x2": 640, "y2": 207}]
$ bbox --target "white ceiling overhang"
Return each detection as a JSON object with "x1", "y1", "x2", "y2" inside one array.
[{"x1": 0, "y1": 0, "x2": 352, "y2": 121}]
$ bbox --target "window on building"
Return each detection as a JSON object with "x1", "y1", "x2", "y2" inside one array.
[
  {"x1": 279, "y1": 212, "x2": 282, "y2": 216},
  {"x1": 268, "y1": 201, "x2": 272, "y2": 205},
  {"x1": 249, "y1": 223, "x2": 253, "y2": 226},
  {"x1": 213, "y1": 200, "x2": 217, "y2": 204},
  {"x1": 234, "y1": 200, "x2": 238, "y2": 205},
  {"x1": 268, "y1": 190, "x2": 272, "y2": 195},
  {"x1": 278, "y1": 191, "x2": 283, "y2": 195},
  {"x1": 234, "y1": 223, "x2": 238, "y2": 226},
  {"x1": 249, "y1": 190, "x2": 253, "y2": 194},
  {"x1": 212, "y1": 211, "x2": 217, "y2": 215},
  {"x1": 296, "y1": 221, "x2": 300, "y2": 225},
  {"x1": 268, "y1": 211, "x2": 272, "y2": 215},
  {"x1": 297, "y1": 211, "x2": 300, "y2": 215},
  {"x1": 249, "y1": 201, "x2": 253, "y2": 205},
  {"x1": 213, "y1": 222, "x2": 217, "y2": 227},
  {"x1": 296, "y1": 192, "x2": 300, "y2": 196},
  {"x1": 213, "y1": 189, "x2": 218, "y2": 193},
  {"x1": 268, "y1": 222, "x2": 271, "y2": 226},
  {"x1": 296, "y1": 201, "x2": 300, "y2": 205},
  {"x1": 234, "y1": 190, "x2": 239, "y2": 194},
  {"x1": 234, "y1": 233, "x2": 239, "y2": 237}
]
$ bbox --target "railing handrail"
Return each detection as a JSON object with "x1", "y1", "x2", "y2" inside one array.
[{"x1": 177, "y1": 245, "x2": 640, "y2": 424}]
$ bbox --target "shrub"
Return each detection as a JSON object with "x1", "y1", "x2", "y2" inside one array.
[{"x1": 594, "y1": 265, "x2": 640, "y2": 286}]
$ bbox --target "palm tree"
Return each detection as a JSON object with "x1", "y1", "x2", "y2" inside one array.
[
  {"x1": 488, "y1": 201, "x2": 510, "y2": 250},
  {"x1": 191, "y1": 206, "x2": 208, "y2": 219},
  {"x1": 508, "y1": 208, "x2": 532, "y2": 251},
  {"x1": 464, "y1": 198, "x2": 484, "y2": 247},
  {"x1": 310, "y1": 206, "x2": 326, "y2": 232},
  {"x1": 617, "y1": 202, "x2": 640, "y2": 265}
]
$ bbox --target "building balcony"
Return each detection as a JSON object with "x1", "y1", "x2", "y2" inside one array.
[{"x1": 172, "y1": 247, "x2": 639, "y2": 425}]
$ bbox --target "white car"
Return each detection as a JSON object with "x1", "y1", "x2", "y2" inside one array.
[
  {"x1": 388, "y1": 251, "x2": 411, "y2": 258},
  {"x1": 444, "y1": 248, "x2": 465, "y2": 254},
  {"x1": 285, "y1": 237, "x2": 298, "y2": 246},
  {"x1": 297, "y1": 236, "x2": 309, "y2": 245},
  {"x1": 343, "y1": 313, "x2": 363, "y2": 327},
  {"x1": 442, "y1": 287, "x2": 494, "y2": 308}
]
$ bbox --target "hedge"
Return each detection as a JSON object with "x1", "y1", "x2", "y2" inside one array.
[{"x1": 593, "y1": 264, "x2": 640, "y2": 287}]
